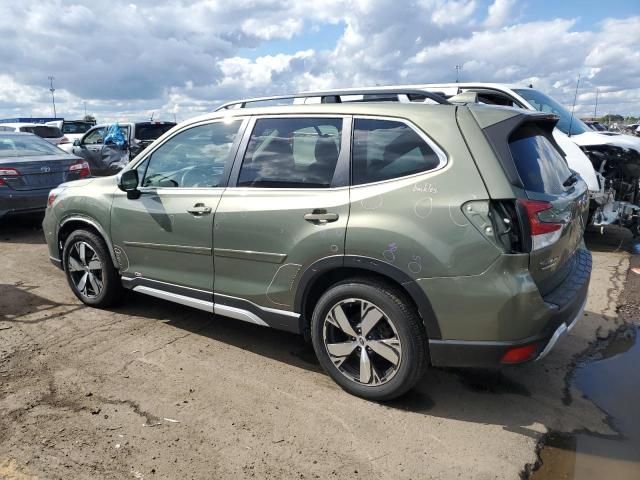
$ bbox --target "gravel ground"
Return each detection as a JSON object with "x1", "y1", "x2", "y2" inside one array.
[{"x1": 0, "y1": 217, "x2": 633, "y2": 480}]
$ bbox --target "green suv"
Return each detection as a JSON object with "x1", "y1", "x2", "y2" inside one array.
[{"x1": 43, "y1": 102, "x2": 591, "y2": 400}]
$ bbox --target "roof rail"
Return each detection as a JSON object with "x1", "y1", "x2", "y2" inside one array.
[{"x1": 215, "y1": 88, "x2": 450, "y2": 111}]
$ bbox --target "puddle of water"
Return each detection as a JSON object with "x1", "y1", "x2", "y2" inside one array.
[{"x1": 531, "y1": 325, "x2": 640, "y2": 480}]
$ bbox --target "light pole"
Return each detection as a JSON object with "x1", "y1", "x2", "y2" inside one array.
[
  {"x1": 455, "y1": 65, "x2": 462, "y2": 83},
  {"x1": 48, "y1": 75, "x2": 57, "y2": 118},
  {"x1": 593, "y1": 88, "x2": 599, "y2": 120}
]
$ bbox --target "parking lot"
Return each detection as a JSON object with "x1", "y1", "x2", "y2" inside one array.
[{"x1": 0, "y1": 215, "x2": 636, "y2": 479}]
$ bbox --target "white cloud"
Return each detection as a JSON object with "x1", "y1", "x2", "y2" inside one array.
[
  {"x1": 0, "y1": 1, "x2": 638, "y2": 123},
  {"x1": 484, "y1": 0, "x2": 517, "y2": 28}
]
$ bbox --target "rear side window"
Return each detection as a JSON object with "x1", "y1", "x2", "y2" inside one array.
[
  {"x1": 238, "y1": 117, "x2": 342, "y2": 188},
  {"x1": 352, "y1": 118, "x2": 442, "y2": 185},
  {"x1": 509, "y1": 124, "x2": 572, "y2": 195},
  {"x1": 135, "y1": 123, "x2": 176, "y2": 141},
  {"x1": 20, "y1": 126, "x2": 62, "y2": 138}
]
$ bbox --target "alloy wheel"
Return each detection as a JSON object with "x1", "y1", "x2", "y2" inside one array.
[
  {"x1": 67, "y1": 241, "x2": 104, "y2": 299},
  {"x1": 322, "y1": 298, "x2": 402, "y2": 386}
]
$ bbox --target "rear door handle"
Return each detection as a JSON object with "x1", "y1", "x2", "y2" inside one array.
[
  {"x1": 304, "y1": 209, "x2": 339, "y2": 223},
  {"x1": 187, "y1": 203, "x2": 212, "y2": 216}
]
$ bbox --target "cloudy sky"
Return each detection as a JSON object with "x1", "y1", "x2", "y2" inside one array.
[{"x1": 1, "y1": 0, "x2": 638, "y2": 123}]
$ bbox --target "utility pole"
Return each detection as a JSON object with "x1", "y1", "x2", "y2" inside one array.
[
  {"x1": 593, "y1": 88, "x2": 599, "y2": 120},
  {"x1": 48, "y1": 75, "x2": 57, "y2": 118},
  {"x1": 83, "y1": 101, "x2": 87, "y2": 117},
  {"x1": 568, "y1": 73, "x2": 580, "y2": 137},
  {"x1": 455, "y1": 65, "x2": 462, "y2": 83}
]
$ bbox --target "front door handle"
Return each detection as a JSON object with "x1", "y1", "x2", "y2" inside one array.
[
  {"x1": 304, "y1": 209, "x2": 339, "y2": 224},
  {"x1": 187, "y1": 203, "x2": 212, "y2": 216}
]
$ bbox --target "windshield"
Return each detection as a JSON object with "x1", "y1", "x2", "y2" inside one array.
[
  {"x1": 62, "y1": 121, "x2": 93, "y2": 134},
  {"x1": 513, "y1": 88, "x2": 591, "y2": 136},
  {"x1": 0, "y1": 134, "x2": 64, "y2": 157},
  {"x1": 19, "y1": 125, "x2": 63, "y2": 138}
]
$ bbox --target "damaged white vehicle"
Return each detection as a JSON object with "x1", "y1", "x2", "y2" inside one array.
[{"x1": 417, "y1": 84, "x2": 640, "y2": 236}]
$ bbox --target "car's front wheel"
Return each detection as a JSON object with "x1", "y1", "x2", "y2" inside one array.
[
  {"x1": 310, "y1": 278, "x2": 428, "y2": 401},
  {"x1": 63, "y1": 229, "x2": 122, "y2": 308}
]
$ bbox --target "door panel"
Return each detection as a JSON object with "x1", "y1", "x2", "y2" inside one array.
[
  {"x1": 214, "y1": 187, "x2": 349, "y2": 310},
  {"x1": 214, "y1": 116, "x2": 350, "y2": 312},
  {"x1": 111, "y1": 188, "x2": 221, "y2": 292},
  {"x1": 110, "y1": 119, "x2": 245, "y2": 294}
]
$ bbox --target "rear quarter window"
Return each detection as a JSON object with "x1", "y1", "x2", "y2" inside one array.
[
  {"x1": 352, "y1": 118, "x2": 442, "y2": 185},
  {"x1": 509, "y1": 124, "x2": 572, "y2": 195}
]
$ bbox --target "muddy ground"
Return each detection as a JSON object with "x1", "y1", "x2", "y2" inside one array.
[{"x1": 0, "y1": 216, "x2": 636, "y2": 480}]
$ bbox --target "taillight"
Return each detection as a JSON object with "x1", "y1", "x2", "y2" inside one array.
[
  {"x1": 69, "y1": 160, "x2": 90, "y2": 178},
  {"x1": 0, "y1": 167, "x2": 20, "y2": 186},
  {"x1": 501, "y1": 342, "x2": 540, "y2": 364},
  {"x1": 518, "y1": 199, "x2": 563, "y2": 251},
  {"x1": 59, "y1": 136, "x2": 70, "y2": 144}
]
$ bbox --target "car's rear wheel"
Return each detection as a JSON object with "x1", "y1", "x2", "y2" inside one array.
[
  {"x1": 310, "y1": 278, "x2": 428, "y2": 401},
  {"x1": 63, "y1": 229, "x2": 122, "y2": 308}
]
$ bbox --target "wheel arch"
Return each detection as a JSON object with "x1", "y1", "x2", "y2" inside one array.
[
  {"x1": 57, "y1": 216, "x2": 119, "y2": 269},
  {"x1": 294, "y1": 255, "x2": 442, "y2": 341}
]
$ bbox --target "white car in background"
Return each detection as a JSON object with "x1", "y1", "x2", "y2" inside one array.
[
  {"x1": 46, "y1": 120, "x2": 95, "y2": 153},
  {"x1": 0, "y1": 123, "x2": 69, "y2": 147}
]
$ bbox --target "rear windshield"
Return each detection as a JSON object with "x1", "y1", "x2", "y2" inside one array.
[
  {"x1": 509, "y1": 124, "x2": 573, "y2": 195},
  {"x1": 135, "y1": 123, "x2": 175, "y2": 141},
  {"x1": 62, "y1": 121, "x2": 93, "y2": 134},
  {"x1": 0, "y1": 134, "x2": 63, "y2": 157},
  {"x1": 19, "y1": 125, "x2": 63, "y2": 138}
]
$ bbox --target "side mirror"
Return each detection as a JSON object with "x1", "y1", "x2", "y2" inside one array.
[
  {"x1": 118, "y1": 170, "x2": 140, "y2": 199},
  {"x1": 73, "y1": 139, "x2": 81, "y2": 147},
  {"x1": 96, "y1": 137, "x2": 103, "y2": 144}
]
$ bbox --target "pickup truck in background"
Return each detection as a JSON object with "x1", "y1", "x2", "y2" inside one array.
[{"x1": 70, "y1": 121, "x2": 176, "y2": 176}]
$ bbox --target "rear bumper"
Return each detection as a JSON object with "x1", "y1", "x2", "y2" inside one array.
[
  {"x1": 429, "y1": 248, "x2": 592, "y2": 368},
  {"x1": 0, "y1": 188, "x2": 49, "y2": 218}
]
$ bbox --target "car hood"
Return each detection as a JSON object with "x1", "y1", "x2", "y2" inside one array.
[{"x1": 571, "y1": 131, "x2": 640, "y2": 152}]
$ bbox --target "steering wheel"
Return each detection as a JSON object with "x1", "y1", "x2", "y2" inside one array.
[{"x1": 180, "y1": 165, "x2": 218, "y2": 188}]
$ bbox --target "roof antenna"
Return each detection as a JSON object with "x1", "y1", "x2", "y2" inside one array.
[
  {"x1": 150, "y1": 111, "x2": 155, "y2": 121},
  {"x1": 568, "y1": 73, "x2": 580, "y2": 137}
]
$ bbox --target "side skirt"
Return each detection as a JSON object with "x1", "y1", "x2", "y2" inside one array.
[{"x1": 121, "y1": 276, "x2": 300, "y2": 333}]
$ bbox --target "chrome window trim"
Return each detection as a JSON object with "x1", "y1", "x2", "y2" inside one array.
[{"x1": 350, "y1": 114, "x2": 448, "y2": 188}]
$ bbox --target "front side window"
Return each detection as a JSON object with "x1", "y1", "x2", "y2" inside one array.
[
  {"x1": 352, "y1": 118, "x2": 441, "y2": 185},
  {"x1": 238, "y1": 117, "x2": 342, "y2": 188},
  {"x1": 140, "y1": 121, "x2": 240, "y2": 188},
  {"x1": 83, "y1": 128, "x2": 106, "y2": 145}
]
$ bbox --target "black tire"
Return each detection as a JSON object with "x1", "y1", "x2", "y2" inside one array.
[
  {"x1": 310, "y1": 277, "x2": 428, "y2": 401},
  {"x1": 62, "y1": 229, "x2": 122, "y2": 308}
]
